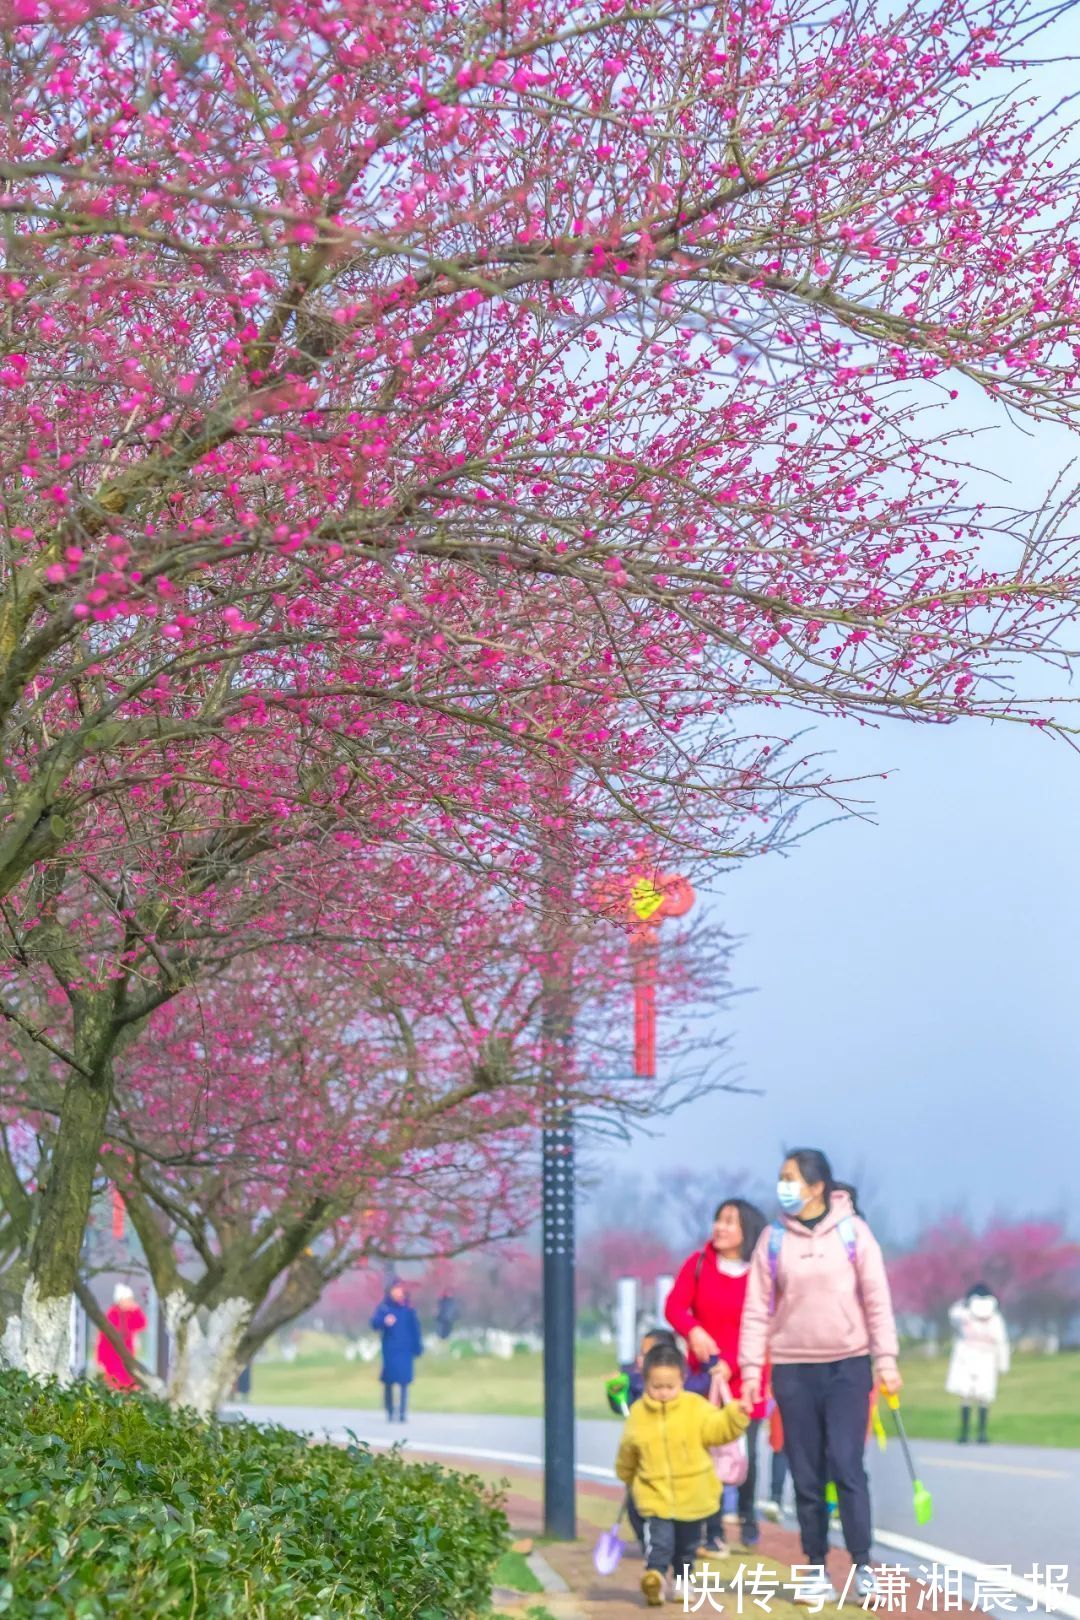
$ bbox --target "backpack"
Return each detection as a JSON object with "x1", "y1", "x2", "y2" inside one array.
[{"x1": 767, "y1": 1216, "x2": 858, "y2": 1314}]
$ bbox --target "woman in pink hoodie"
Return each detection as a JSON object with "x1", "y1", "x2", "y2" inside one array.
[{"x1": 739, "y1": 1149, "x2": 901, "y2": 1607}]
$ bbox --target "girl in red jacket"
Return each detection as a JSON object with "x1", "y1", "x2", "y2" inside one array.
[{"x1": 665, "y1": 1196, "x2": 768, "y2": 1552}]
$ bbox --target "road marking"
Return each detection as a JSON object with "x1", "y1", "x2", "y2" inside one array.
[
  {"x1": 324, "y1": 1435, "x2": 1079, "y2": 1619},
  {"x1": 918, "y1": 1457, "x2": 1068, "y2": 1480},
  {"x1": 872, "y1": 1528, "x2": 1080, "y2": 1620}
]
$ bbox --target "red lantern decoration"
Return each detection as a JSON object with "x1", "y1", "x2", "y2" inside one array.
[
  {"x1": 111, "y1": 1183, "x2": 125, "y2": 1240},
  {"x1": 596, "y1": 870, "x2": 695, "y2": 1078}
]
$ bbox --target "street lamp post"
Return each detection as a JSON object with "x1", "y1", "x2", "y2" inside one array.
[
  {"x1": 540, "y1": 824, "x2": 576, "y2": 1541},
  {"x1": 542, "y1": 1104, "x2": 576, "y2": 1539}
]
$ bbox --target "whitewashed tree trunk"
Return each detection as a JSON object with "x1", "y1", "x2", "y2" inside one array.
[
  {"x1": 165, "y1": 1292, "x2": 252, "y2": 1415},
  {"x1": 0, "y1": 1279, "x2": 74, "y2": 1379},
  {"x1": 0, "y1": 1311, "x2": 23, "y2": 1371}
]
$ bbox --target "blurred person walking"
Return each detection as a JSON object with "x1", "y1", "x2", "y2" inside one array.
[{"x1": 371, "y1": 1278, "x2": 423, "y2": 1422}]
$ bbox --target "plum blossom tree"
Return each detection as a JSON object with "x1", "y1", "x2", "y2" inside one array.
[
  {"x1": 576, "y1": 1227, "x2": 678, "y2": 1333},
  {"x1": 408, "y1": 1250, "x2": 547, "y2": 1340},
  {"x1": 886, "y1": 1216, "x2": 985, "y2": 1336},
  {"x1": 980, "y1": 1220, "x2": 1080, "y2": 1339},
  {"x1": 887, "y1": 1216, "x2": 1080, "y2": 1340},
  {"x1": 1, "y1": 0, "x2": 1080, "y2": 1378},
  {"x1": 1, "y1": 861, "x2": 720, "y2": 1407}
]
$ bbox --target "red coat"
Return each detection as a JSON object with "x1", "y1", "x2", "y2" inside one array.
[
  {"x1": 666, "y1": 1250, "x2": 768, "y2": 1421},
  {"x1": 96, "y1": 1302, "x2": 146, "y2": 1390}
]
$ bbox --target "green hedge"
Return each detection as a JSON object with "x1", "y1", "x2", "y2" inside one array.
[{"x1": 0, "y1": 1371, "x2": 508, "y2": 1617}]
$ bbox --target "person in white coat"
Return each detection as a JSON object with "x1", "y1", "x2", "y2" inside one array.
[{"x1": 945, "y1": 1283, "x2": 1010, "y2": 1444}]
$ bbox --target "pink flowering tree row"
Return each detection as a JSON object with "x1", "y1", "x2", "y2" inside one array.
[
  {"x1": 889, "y1": 1217, "x2": 1080, "y2": 1338},
  {"x1": 1, "y1": 854, "x2": 719, "y2": 1405},
  {"x1": 0, "y1": 0, "x2": 1079, "y2": 1377}
]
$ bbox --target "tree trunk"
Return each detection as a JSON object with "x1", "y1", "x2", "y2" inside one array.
[
  {"x1": 10, "y1": 1067, "x2": 113, "y2": 1378},
  {"x1": 164, "y1": 1291, "x2": 253, "y2": 1416},
  {"x1": 9, "y1": 973, "x2": 128, "y2": 1378}
]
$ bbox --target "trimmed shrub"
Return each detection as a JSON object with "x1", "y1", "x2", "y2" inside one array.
[{"x1": 0, "y1": 1371, "x2": 508, "y2": 1617}]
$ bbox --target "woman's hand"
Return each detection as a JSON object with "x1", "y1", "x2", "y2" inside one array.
[
  {"x1": 741, "y1": 1375, "x2": 760, "y2": 1409},
  {"x1": 714, "y1": 1358, "x2": 732, "y2": 1382},
  {"x1": 384, "y1": 1313, "x2": 397, "y2": 1327},
  {"x1": 879, "y1": 1367, "x2": 902, "y2": 1397},
  {"x1": 688, "y1": 1325, "x2": 719, "y2": 1362}
]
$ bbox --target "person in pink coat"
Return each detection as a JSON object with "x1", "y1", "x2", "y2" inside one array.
[{"x1": 739, "y1": 1149, "x2": 901, "y2": 1607}]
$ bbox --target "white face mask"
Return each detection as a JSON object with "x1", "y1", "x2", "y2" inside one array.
[
  {"x1": 777, "y1": 1179, "x2": 805, "y2": 1213},
  {"x1": 716, "y1": 1257, "x2": 750, "y2": 1278}
]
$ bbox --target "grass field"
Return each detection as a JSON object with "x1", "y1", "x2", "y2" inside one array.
[{"x1": 249, "y1": 1339, "x2": 1080, "y2": 1447}]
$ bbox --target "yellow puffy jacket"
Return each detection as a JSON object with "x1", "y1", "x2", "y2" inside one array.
[{"x1": 615, "y1": 1391, "x2": 749, "y2": 1521}]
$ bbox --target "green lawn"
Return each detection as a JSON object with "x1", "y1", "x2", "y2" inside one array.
[
  {"x1": 250, "y1": 1339, "x2": 1080, "y2": 1447},
  {"x1": 251, "y1": 1338, "x2": 621, "y2": 1419},
  {"x1": 492, "y1": 1551, "x2": 543, "y2": 1594},
  {"x1": 877, "y1": 1348, "x2": 1080, "y2": 1447}
]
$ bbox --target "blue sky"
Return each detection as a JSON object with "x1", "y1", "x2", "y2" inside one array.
[
  {"x1": 591, "y1": 30, "x2": 1080, "y2": 1243},
  {"x1": 596, "y1": 421, "x2": 1080, "y2": 1243},
  {"x1": 600, "y1": 707, "x2": 1080, "y2": 1242}
]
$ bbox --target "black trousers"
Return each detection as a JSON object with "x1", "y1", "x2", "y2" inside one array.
[
  {"x1": 772, "y1": 1356, "x2": 873, "y2": 1566},
  {"x1": 628, "y1": 1494, "x2": 645, "y2": 1548},
  {"x1": 642, "y1": 1516, "x2": 706, "y2": 1576},
  {"x1": 738, "y1": 1418, "x2": 761, "y2": 1531}
]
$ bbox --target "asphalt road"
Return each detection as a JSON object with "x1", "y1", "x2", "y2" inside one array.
[{"x1": 232, "y1": 1403, "x2": 1079, "y2": 1603}]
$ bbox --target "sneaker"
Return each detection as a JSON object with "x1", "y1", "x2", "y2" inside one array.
[
  {"x1": 641, "y1": 1569, "x2": 666, "y2": 1607},
  {"x1": 696, "y1": 1538, "x2": 727, "y2": 1562},
  {"x1": 852, "y1": 1565, "x2": 881, "y2": 1602},
  {"x1": 792, "y1": 1572, "x2": 839, "y2": 1606},
  {"x1": 741, "y1": 1522, "x2": 761, "y2": 1548},
  {"x1": 763, "y1": 1499, "x2": 782, "y2": 1523}
]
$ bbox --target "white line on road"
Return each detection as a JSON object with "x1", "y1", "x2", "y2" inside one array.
[{"x1": 872, "y1": 1528, "x2": 1080, "y2": 1620}]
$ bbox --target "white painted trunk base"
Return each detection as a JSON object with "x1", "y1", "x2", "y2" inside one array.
[
  {"x1": 165, "y1": 1292, "x2": 251, "y2": 1415},
  {"x1": 0, "y1": 1279, "x2": 74, "y2": 1381}
]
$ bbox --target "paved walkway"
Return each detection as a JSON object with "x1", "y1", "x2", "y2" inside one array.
[
  {"x1": 414, "y1": 1461, "x2": 975, "y2": 1619},
  {"x1": 234, "y1": 1402, "x2": 1080, "y2": 1598}
]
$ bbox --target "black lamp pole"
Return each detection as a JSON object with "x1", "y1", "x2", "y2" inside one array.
[{"x1": 542, "y1": 1098, "x2": 576, "y2": 1539}]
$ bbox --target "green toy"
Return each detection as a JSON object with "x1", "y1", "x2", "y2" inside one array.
[
  {"x1": 882, "y1": 1390, "x2": 934, "y2": 1525},
  {"x1": 605, "y1": 1372, "x2": 631, "y2": 1418}
]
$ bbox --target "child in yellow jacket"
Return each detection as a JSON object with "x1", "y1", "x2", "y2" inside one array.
[{"x1": 616, "y1": 1343, "x2": 750, "y2": 1608}]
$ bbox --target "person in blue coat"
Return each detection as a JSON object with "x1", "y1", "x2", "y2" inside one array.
[{"x1": 370, "y1": 1279, "x2": 423, "y2": 1421}]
